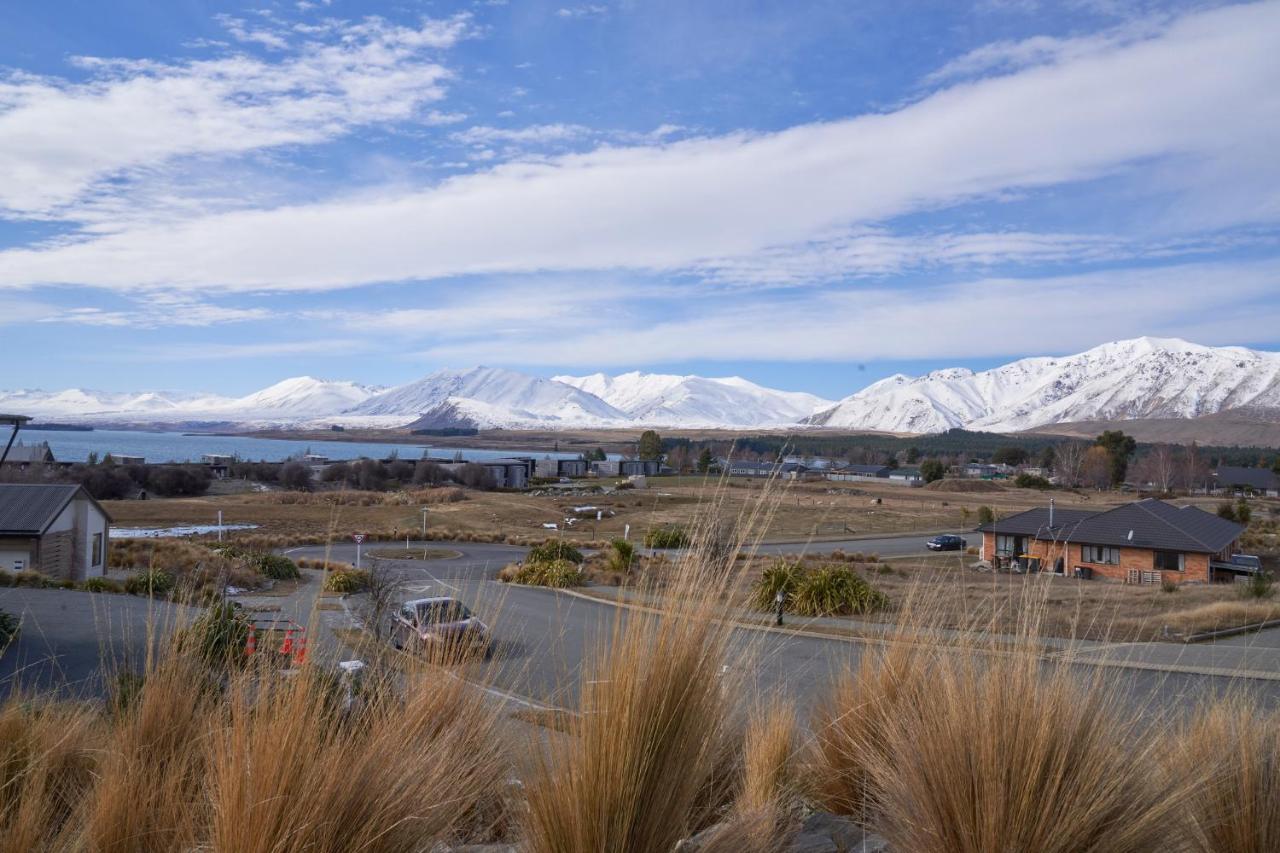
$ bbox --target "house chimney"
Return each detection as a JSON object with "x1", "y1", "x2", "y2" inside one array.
[{"x1": 1049, "y1": 497, "x2": 1055, "y2": 528}]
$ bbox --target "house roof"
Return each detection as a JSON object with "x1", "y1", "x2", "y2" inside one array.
[
  {"x1": 835, "y1": 464, "x2": 890, "y2": 475},
  {"x1": 978, "y1": 498, "x2": 1243, "y2": 554},
  {"x1": 977, "y1": 507, "x2": 1096, "y2": 538},
  {"x1": 0, "y1": 483, "x2": 109, "y2": 535},
  {"x1": 1, "y1": 441, "x2": 53, "y2": 464},
  {"x1": 1213, "y1": 466, "x2": 1279, "y2": 491}
]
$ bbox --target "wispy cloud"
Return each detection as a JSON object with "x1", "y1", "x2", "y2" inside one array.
[
  {"x1": 0, "y1": 2, "x2": 1273, "y2": 294},
  {"x1": 0, "y1": 14, "x2": 472, "y2": 219},
  {"x1": 415, "y1": 258, "x2": 1280, "y2": 366},
  {"x1": 556, "y1": 5, "x2": 609, "y2": 20}
]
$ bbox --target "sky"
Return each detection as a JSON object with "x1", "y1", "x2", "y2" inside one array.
[{"x1": 0, "y1": 0, "x2": 1278, "y2": 400}]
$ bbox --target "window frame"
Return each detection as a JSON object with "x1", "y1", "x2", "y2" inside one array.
[
  {"x1": 91, "y1": 532, "x2": 103, "y2": 567},
  {"x1": 1079, "y1": 544, "x2": 1119, "y2": 565},
  {"x1": 1153, "y1": 550, "x2": 1185, "y2": 572},
  {"x1": 995, "y1": 534, "x2": 1017, "y2": 557}
]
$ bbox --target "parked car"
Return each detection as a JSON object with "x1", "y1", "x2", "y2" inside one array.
[
  {"x1": 926, "y1": 534, "x2": 968, "y2": 552},
  {"x1": 391, "y1": 597, "x2": 490, "y2": 657},
  {"x1": 1229, "y1": 554, "x2": 1263, "y2": 573}
]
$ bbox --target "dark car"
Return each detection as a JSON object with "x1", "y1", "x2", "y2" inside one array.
[
  {"x1": 926, "y1": 534, "x2": 968, "y2": 552},
  {"x1": 391, "y1": 597, "x2": 490, "y2": 657}
]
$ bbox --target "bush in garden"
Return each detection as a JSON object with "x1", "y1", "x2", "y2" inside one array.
[
  {"x1": 0, "y1": 609, "x2": 18, "y2": 645},
  {"x1": 80, "y1": 577, "x2": 125, "y2": 594},
  {"x1": 252, "y1": 553, "x2": 301, "y2": 581},
  {"x1": 124, "y1": 570, "x2": 175, "y2": 597},
  {"x1": 643, "y1": 526, "x2": 691, "y2": 549},
  {"x1": 528, "y1": 540, "x2": 584, "y2": 565},
  {"x1": 791, "y1": 565, "x2": 888, "y2": 617},
  {"x1": 323, "y1": 568, "x2": 371, "y2": 593},
  {"x1": 606, "y1": 539, "x2": 635, "y2": 573},
  {"x1": 749, "y1": 560, "x2": 806, "y2": 611}
]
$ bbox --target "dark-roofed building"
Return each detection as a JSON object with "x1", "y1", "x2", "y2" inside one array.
[
  {"x1": 0, "y1": 484, "x2": 111, "y2": 580},
  {"x1": 1211, "y1": 466, "x2": 1280, "y2": 497},
  {"x1": 725, "y1": 460, "x2": 808, "y2": 479},
  {"x1": 976, "y1": 498, "x2": 1246, "y2": 584},
  {"x1": 825, "y1": 464, "x2": 892, "y2": 482},
  {"x1": 0, "y1": 440, "x2": 54, "y2": 468}
]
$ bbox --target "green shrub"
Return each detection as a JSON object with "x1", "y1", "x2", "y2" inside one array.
[
  {"x1": 502, "y1": 559, "x2": 587, "y2": 588},
  {"x1": 181, "y1": 601, "x2": 252, "y2": 668},
  {"x1": 12, "y1": 570, "x2": 52, "y2": 588},
  {"x1": 323, "y1": 568, "x2": 371, "y2": 593},
  {"x1": 528, "y1": 540, "x2": 584, "y2": 564},
  {"x1": 1240, "y1": 570, "x2": 1275, "y2": 601},
  {"x1": 791, "y1": 566, "x2": 888, "y2": 617},
  {"x1": 643, "y1": 526, "x2": 690, "y2": 549},
  {"x1": 977, "y1": 505, "x2": 995, "y2": 525},
  {"x1": 1160, "y1": 578, "x2": 1180, "y2": 594},
  {"x1": 124, "y1": 569, "x2": 175, "y2": 597},
  {"x1": 1014, "y1": 473, "x2": 1053, "y2": 490},
  {"x1": 750, "y1": 560, "x2": 806, "y2": 611},
  {"x1": 0, "y1": 570, "x2": 11, "y2": 587},
  {"x1": 606, "y1": 539, "x2": 635, "y2": 573},
  {"x1": 0, "y1": 608, "x2": 18, "y2": 645},
  {"x1": 252, "y1": 553, "x2": 301, "y2": 580},
  {"x1": 80, "y1": 577, "x2": 125, "y2": 594}
]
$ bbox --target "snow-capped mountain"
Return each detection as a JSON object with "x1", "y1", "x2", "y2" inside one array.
[
  {"x1": 0, "y1": 378, "x2": 379, "y2": 424},
  {"x1": 805, "y1": 338, "x2": 1280, "y2": 433},
  {"x1": 6, "y1": 339, "x2": 1280, "y2": 433},
  {"x1": 350, "y1": 366, "x2": 629, "y2": 428},
  {"x1": 555, "y1": 371, "x2": 832, "y2": 427}
]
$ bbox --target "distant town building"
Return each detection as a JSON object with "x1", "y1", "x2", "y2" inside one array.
[
  {"x1": 1211, "y1": 466, "x2": 1280, "y2": 497},
  {"x1": 0, "y1": 440, "x2": 55, "y2": 468}
]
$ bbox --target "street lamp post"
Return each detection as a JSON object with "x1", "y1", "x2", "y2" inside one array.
[{"x1": 775, "y1": 590, "x2": 785, "y2": 627}]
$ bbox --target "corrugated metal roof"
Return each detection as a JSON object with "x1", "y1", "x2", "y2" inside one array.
[{"x1": 0, "y1": 483, "x2": 83, "y2": 535}]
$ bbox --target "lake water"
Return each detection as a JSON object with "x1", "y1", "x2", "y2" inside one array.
[{"x1": 22, "y1": 429, "x2": 586, "y2": 464}]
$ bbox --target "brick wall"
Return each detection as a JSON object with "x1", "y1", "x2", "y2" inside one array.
[{"x1": 981, "y1": 531, "x2": 1209, "y2": 584}]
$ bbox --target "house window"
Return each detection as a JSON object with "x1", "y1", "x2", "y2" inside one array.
[
  {"x1": 1080, "y1": 545, "x2": 1119, "y2": 565},
  {"x1": 995, "y1": 535, "x2": 1017, "y2": 557},
  {"x1": 1153, "y1": 551, "x2": 1185, "y2": 572},
  {"x1": 91, "y1": 533, "x2": 103, "y2": 567}
]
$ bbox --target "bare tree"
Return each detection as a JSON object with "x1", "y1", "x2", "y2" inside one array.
[
  {"x1": 1081, "y1": 446, "x2": 1112, "y2": 490},
  {"x1": 1054, "y1": 442, "x2": 1086, "y2": 488},
  {"x1": 1179, "y1": 442, "x2": 1210, "y2": 493},
  {"x1": 365, "y1": 558, "x2": 405, "y2": 641},
  {"x1": 1147, "y1": 444, "x2": 1178, "y2": 494}
]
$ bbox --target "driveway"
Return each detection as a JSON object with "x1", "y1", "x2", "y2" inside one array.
[{"x1": 0, "y1": 587, "x2": 184, "y2": 698}]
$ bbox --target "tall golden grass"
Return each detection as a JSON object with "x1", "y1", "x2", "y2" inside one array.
[{"x1": 4, "y1": 472, "x2": 1280, "y2": 851}]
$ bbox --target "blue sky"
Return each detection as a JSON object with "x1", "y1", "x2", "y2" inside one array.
[{"x1": 1, "y1": 0, "x2": 1278, "y2": 399}]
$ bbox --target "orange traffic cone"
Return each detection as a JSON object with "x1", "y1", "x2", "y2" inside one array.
[
  {"x1": 280, "y1": 629, "x2": 295, "y2": 658},
  {"x1": 292, "y1": 630, "x2": 308, "y2": 666},
  {"x1": 244, "y1": 625, "x2": 256, "y2": 657}
]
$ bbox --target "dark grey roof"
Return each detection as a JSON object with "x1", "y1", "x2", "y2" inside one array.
[
  {"x1": 1213, "y1": 466, "x2": 1279, "y2": 491},
  {"x1": 977, "y1": 507, "x2": 1097, "y2": 538},
  {"x1": 0, "y1": 484, "x2": 95, "y2": 535},
  {"x1": 1070, "y1": 499, "x2": 1243, "y2": 553},
  {"x1": 835, "y1": 464, "x2": 891, "y2": 476},
  {"x1": 979, "y1": 499, "x2": 1243, "y2": 554}
]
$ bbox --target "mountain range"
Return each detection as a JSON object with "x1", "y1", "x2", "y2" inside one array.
[{"x1": 3, "y1": 338, "x2": 1278, "y2": 435}]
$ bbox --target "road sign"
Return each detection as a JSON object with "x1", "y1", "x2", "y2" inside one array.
[{"x1": 353, "y1": 533, "x2": 365, "y2": 544}]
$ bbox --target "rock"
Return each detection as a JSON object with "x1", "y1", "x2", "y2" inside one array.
[{"x1": 789, "y1": 813, "x2": 890, "y2": 853}]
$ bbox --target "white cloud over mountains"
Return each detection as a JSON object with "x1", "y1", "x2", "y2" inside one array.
[{"x1": 0, "y1": 1, "x2": 1274, "y2": 296}]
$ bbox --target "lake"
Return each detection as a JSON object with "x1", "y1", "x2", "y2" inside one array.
[{"x1": 21, "y1": 429, "x2": 587, "y2": 464}]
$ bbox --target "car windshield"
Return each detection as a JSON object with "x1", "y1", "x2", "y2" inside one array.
[{"x1": 416, "y1": 600, "x2": 473, "y2": 624}]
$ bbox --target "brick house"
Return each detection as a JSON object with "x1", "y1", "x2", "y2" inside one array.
[{"x1": 976, "y1": 498, "x2": 1246, "y2": 585}]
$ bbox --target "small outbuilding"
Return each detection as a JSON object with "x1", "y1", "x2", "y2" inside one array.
[{"x1": 0, "y1": 483, "x2": 112, "y2": 580}]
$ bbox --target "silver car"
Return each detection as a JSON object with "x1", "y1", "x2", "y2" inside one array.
[{"x1": 391, "y1": 597, "x2": 490, "y2": 657}]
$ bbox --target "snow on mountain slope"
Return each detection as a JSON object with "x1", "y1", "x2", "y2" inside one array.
[
  {"x1": 554, "y1": 371, "x2": 832, "y2": 427},
  {"x1": 351, "y1": 367, "x2": 628, "y2": 427},
  {"x1": 806, "y1": 338, "x2": 1280, "y2": 433},
  {"x1": 222, "y1": 376, "x2": 378, "y2": 418}
]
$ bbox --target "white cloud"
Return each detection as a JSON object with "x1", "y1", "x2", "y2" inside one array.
[
  {"x1": 451, "y1": 123, "x2": 593, "y2": 146},
  {"x1": 0, "y1": 14, "x2": 471, "y2": 218},
  {"x1": 0, "y1": 2, "x2": 1275, "y2": 292},
  {"x1": 556, "y1": 5, "x2": 609, "y2": 20},
  {"x1": 214, "y1": 14, "x2": 292, "y2": 51},
  {"x1": 415, "y1": 259, "x2": 1280, "y2": 365}
]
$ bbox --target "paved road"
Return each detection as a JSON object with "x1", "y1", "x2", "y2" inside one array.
[
  {"x1": 0, "y1": 587, "x2": 183, "y2": 698},
  {"x1": 294, "y1": 541, "x2": 1280, "y2": 716}
]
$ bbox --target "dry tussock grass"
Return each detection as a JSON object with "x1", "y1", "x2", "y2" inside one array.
[{"x1": 265, "y1": 487, "x2": 468, "y2": 507}]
